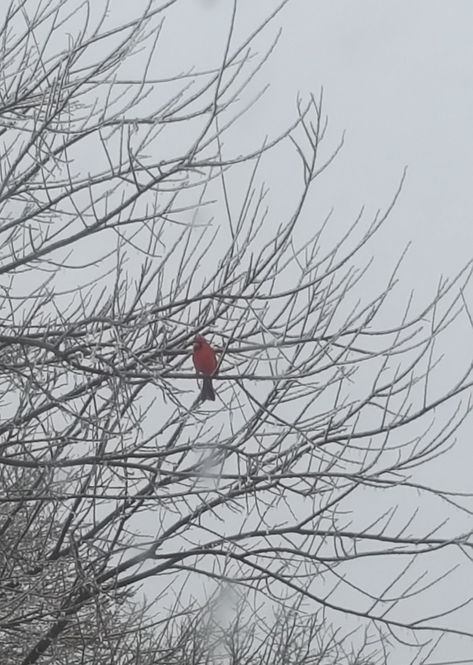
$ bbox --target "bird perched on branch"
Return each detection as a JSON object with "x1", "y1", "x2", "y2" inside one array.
[{"x1": 193, "y1": 334, "x2": 218, "y2": 401}]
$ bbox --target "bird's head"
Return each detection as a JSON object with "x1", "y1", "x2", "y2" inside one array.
[{"x1": 193, "y1": 334, "x2": 205, "y2": 350}]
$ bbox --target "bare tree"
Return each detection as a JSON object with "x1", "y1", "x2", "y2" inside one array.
[{"x1": 0, "y1": 1, "x2": 472, "y2": 664}]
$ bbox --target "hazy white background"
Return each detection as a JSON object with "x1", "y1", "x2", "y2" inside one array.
[{"x1": 189, "y1": 0, "x2": 473, "y2": 275}]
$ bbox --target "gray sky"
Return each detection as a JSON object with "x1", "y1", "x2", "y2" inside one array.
[{"x1": 243, "y1": 2, "x2": 472, "y2": 275}]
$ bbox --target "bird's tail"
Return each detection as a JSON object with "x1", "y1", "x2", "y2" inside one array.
[{"x1": 201, "y1": 376, "x2": 215, "y2": 401}]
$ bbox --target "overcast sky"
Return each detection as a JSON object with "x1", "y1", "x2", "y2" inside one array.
[{"x1": 206, "y1": 1, "x2": 473, "y2": 279}]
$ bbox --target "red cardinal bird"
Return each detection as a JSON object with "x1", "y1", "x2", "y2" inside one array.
[{"x1": 193, "y1": 334, "x2": 218, "y2": 401}]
